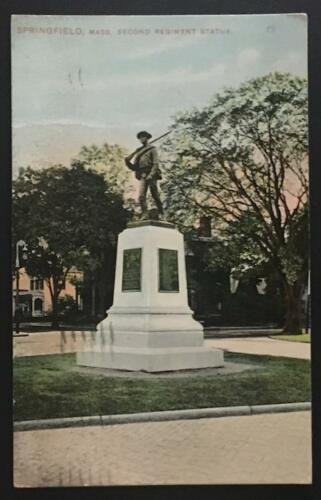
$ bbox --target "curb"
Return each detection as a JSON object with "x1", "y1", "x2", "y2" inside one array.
[
  {"x1": 14, "y1": 402, "x2": 311, "y2": 432},
  {"x1": 204, "y1": 329, "x2": 282, "y2": 339}
]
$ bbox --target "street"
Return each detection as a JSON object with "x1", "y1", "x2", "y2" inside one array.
[{"x1": 14, "y1": 411, "x2": 311, "y2": 486}]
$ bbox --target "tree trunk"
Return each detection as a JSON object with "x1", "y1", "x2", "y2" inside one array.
[
  {"x1": 91, "y1": 282, "x2": 96, "y2": 319},
  {"x1": 97, "y1": 278, "x2": 110, "y2": 319},
  {"x1": 283, "y1": 282, "x2": 302, "y2": 334},
  {"x1": 51, "y1": 295, "x2": 59, "y2": 328},
  {"x1": 51, "y1": 282, "x2": 60, "y2": 329},
  {"x1": 46, "y1": 277, "x2": 60, "y2": 328}
]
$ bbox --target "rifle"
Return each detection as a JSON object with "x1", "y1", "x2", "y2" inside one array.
[
  {"x1": 124, "y1": 130, "x2": 172, "y2": 178},
  {"x1": 126, "y1": 130, "x2": 172, "y2": 159},
  {"x1": 149, "y1": 130, "x2": 172, "y2": 145}
]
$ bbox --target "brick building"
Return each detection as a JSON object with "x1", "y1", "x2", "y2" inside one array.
[{"x1": 12, "y1": 267, "x2": 83, "y2": 318}]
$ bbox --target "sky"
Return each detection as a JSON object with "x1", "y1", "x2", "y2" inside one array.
[{"x1": 11, "y1": 14, "x2": 307, "y2": 175}]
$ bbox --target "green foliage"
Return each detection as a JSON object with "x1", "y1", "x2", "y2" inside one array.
[
  {"x1": 278, "y1": 204, "x2": 309, "y2": 285},
  {"x1": 272, "y1": 333, "x2": 310, "y2": 343},
  {"x1": 75, "y1": 143, "x2": 131, "y2": 196},
  {"x1": 162, "y1": 71, "x2": 308, "y2": 241},
  {"x1": 13, "y1": 163, "x2": 129, "y2": 323},
  {"x1": 57, "y1": 295, "x2": 77, "y2": 316},
  {"x1": 161, "y1": 72, "x2": 308, "y2": 331}
]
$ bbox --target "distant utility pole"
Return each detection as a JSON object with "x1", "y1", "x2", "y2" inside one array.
[{"x1": 305, "y1": 269, "x2": 310, "y2": 334}]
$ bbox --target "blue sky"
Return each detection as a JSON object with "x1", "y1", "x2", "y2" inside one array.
[{"x1": 11, "y1": 14, "x2": 307, "y2": 171}]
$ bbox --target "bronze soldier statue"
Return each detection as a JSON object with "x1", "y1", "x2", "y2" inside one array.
[{"x1": 125, "y1": 131, "x2": 163, "y2": 218}]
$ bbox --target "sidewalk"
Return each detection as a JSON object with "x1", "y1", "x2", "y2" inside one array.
[
  {"x1": 13, "y1": 330, "x2": 93, "y2": 357},
  {"x1": 205, "y1": 337, "x2": 310, "y2": 360},
  {"x1": 14, "y1": 330, "x2": 311, "y2": 359},
  {"x1": 14, "y1": 411, "x2": 311, "y2": 486}
]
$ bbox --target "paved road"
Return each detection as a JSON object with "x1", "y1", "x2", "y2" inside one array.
[
  {"x1": 205, "y1": 337, "x2": 310, "y2": 360},
  {"x1": 14, "y1": 411, "x2": 311, "y2": 486},
  {"x1": 14, "y1": 331, "x2": 310, "y2": 359}
]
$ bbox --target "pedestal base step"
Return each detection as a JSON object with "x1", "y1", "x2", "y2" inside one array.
[{"x1": 77, "y1": 346, "x2": 224, "y2": 373}]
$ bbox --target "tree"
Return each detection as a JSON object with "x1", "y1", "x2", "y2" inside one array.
[
  {"x1": 76, "y1": 142, "x2": 133, "y2": 198},
  {"x1": 161, "y1": 72, "x2": 308, "y2": 332},
  {"x1": 184, "y1": 215, "x2": 285, "y2": 326},
  {"x1": 13, "y1": 162, "x2": 129, "y2": 327}
]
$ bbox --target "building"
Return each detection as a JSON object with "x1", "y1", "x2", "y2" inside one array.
[
  {"x1": 185, "y1": 216, "x2": 284, "y2": 327},
  {"x1": 12, "y1": 267, "x2": 83, "y2": 318}
]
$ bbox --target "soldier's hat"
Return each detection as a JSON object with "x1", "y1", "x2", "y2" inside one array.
[{"x1": 136, "y1": 130, "x2": 152, "y2": 139}]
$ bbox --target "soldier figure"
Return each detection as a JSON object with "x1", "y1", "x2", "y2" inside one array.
[{"x1": 125, "y1": 131, "x2": 163, "y2": 218}]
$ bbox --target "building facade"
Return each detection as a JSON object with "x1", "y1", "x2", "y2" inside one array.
[{"x1": 12, "y1": 268, "x2": 83, "y2": 318}]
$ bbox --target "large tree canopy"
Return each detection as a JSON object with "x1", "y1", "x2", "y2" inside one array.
[
  {"x1": 13, "y1": 163, "x2": 129, "y2": 326},
  {"x1": 161, "y1": 72, "x2": 308, "y2": 332},
  {"x1": 75, "y1": 142, "x2": 132, "y2": 197}
]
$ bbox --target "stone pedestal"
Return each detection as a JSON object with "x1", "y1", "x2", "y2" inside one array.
[{"x1": 77, "y1": 220, "x2": 224, "y2": 372}]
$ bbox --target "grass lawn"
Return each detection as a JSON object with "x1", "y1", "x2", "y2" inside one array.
[
  {"x1": 271, "y1": 333, "x2": 311, "y2": 343},
  {"x1": 13, "y1": 352, "x2": 311, "y2": 422}
]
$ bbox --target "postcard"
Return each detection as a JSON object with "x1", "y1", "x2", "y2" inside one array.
[{"x1": 12, "y1": 14, "x2": 310, "y2": 486}]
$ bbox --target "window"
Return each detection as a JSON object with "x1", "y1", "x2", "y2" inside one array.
[
  {"x1": 34, "y1": 298, "x2": 43, "y2": 312},
  {"x1": 30, "y1": 278, "x2": 44, "y2": 290}
]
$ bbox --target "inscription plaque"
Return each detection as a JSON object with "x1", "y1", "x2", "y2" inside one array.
[
  {"x1": 159, "y1": 249, "x2": 179, "y2": 292},
  {"x1": 122, "y1": 248, "x2": 142, "y2": 291}
]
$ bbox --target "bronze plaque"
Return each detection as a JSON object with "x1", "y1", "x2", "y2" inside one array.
[
  {"x1": 159, "y1": 249, "x2": 179, "y2": 292},
  {"x1": 122, "y1": 248, "x2": 142, "y2": 291}
]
